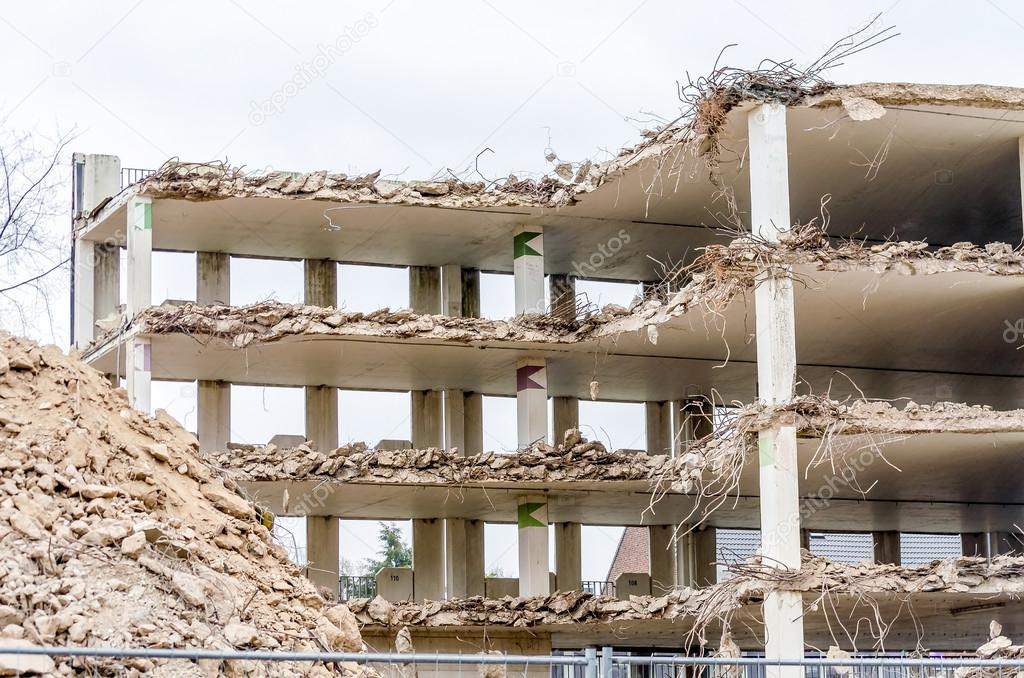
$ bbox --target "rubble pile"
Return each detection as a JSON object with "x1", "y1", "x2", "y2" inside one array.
[
  {"x1": 120, "y1": 160, "x2": 587, "y2": 212},
  {"x1": 349, "y1": 555, "x2": 1024, "y2": 631},
  {"x1": 0, "y1": 333, "x2": 371, "y2": 676},
  {"x1": 205, "y1": 430, "x2": 705, "y2": 494},
  {"x1": 740, "y1": 396, "x2": 1024, "y2": 436}
]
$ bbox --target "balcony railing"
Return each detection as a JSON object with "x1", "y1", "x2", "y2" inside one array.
[
  {"x1": 581, "y1": 580, "x2": 615, "y2": 596},
  {"x1": 121, "y1": 167, "x2": 155, "y2": 188},
  {"x1": 339, "y1": 575, "x2": 377, "y2": 601}
]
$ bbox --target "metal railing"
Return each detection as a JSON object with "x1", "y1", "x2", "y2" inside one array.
[
  {"x1": 0, "y1": 645, "x2": 1018, "y2": 678},
  {"x1": 121, "y1": 167, "x2": 155, "y2": 188},
  {"x1": 582, "y1": 580, "x2": 616, "y2": 596},
  {"x1": 340, "y1": 575, "x2": 377, "y2": 600}
]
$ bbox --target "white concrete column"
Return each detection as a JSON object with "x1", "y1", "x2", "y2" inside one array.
[
  {"x1": 466, "y1": 519, "x2": 485, "y2": 596},
  {"x1": 304, "y1": 258, "x2": 337, "y2": 307},
  {"x1": 513, "y1": 225, "x2": 544, "y2": 315},
  {"x1": 442, "y1": 388, "x2": 466, "y2": 452},
  {"x1": 516, "y1": 359, "x2": 548, "y2": 448},
  {"x1": 305, "y1": 385, "x2": 339, "y2": 451},
  {"x1": 649, "y1": 525, "x2": 675, "y2": 594},
  {"x1": 872, "y1": 531, "x2": 901, "y2": 564},
  {"x1": 677, "y1": 526, "x2": 717, "y2": 588},
  {"x1": 461, "y1": 268, "x2": 481, "y2": 318},
  {"x1": 441, "y1": 264, "x2": 463, "y2": 317},
  {"x1": 126, "y1": 196, "x2": 153, "y2": 410},
  {"x1": 409, "y1": 266, "x2": 441, "y2": 314},
  {"x1": 412, "y1": 390, "x2": 443, "y2": 448},
  {"x1": 73, "y1": 239, "x2": 96, "y2": 348},
  {"x1": 445, "y1": 518, "x2": 468, "y2": 599},
  {"x1": 197, "y1": 380, "x2": 230, "y2": 451},
  {"x1": 517, "y1": 496, "x2": 550, "y2": 597},
  {"x1": 750, "y1": 102, "x2": 803, "y2": 673},
  {"x1": 463, "y1": 392, "x2": 483, "y2": 456},
  {"x1": 79, "y1": 153, "x2": 121, "y2": 214},
  {"x1": 552, "y1": 396, "x2": 578, "y2": 445},
  {"x1": 197, "y1": 252, "x2": 230, "y2": 306},
  {"x1": 413, "y1": 518, "x2": 445, "y2": 600},
  {"x1": 645, "y1": 401, "x2": 673, "y2": 455},
  {"x1": 306, "y1": 516, "x2": 340, "y2": 595},
  {"x1": 94, "y1": 244, "x2": 120, "y2": 324},
  {"x1": 554, "y1": 522, "x2": 581, "y2": 592}
]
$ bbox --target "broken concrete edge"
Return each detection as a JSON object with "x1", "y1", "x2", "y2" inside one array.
[
  {"x1": 81, "y1": 223, "x2": 1024, "y2": 356},
  {"x1": 74, "y1": 81, "x2": 1024, "y2": 228},
  {"x1": 346, "y1": 554, "x2": 1024, "y2": 633},
  {"x1": 202, "y1": 397, "x2": 1024, "y2": 491},
  {"x1": 203, "y1": 430, "x2": 699, "y2": 490}
]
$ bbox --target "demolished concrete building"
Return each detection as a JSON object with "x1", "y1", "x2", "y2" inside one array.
[{"x1": 69, "y1": 79, "x2": 1024, "y2": 664}]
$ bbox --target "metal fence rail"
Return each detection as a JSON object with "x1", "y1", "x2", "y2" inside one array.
[
  {"x1": 0, "y1": 644, "x2": 1019, "y2": 678},
  {"x1": 340, "y1": 574, "x2": 377, "y2": 600},
  {"x1": 121, "y1": 167, "x2": 155, "y2": 188},
  {"x1": 582, "y1": 580, "x2": 616, "y2": 596}
]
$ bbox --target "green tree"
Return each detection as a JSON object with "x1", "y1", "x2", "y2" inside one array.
[{"x1": 361, "y1": 522, "x2": 412, "y2": 576}]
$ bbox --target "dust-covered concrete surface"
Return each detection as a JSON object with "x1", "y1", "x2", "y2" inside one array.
[
  {"x1": 203, "y1": 430, "x2": 701, "y2": 493},
  {"x1": 348, "y1": 554, "x2": 1024, "y2": 644},
  {"x1": 83, "y1": 224, "x2": 1024, "y2": 357},
  {"x1": 76, "y1": 82, "x2": 1024, "y2": 228},
  {"x1": 0, "y1": 333, "x2": 373, "y2": 677}
]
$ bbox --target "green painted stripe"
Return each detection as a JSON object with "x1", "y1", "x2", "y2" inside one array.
[
  {"x1": 758, "y1": 435, "x2": 773, "y2": 466},
  {"x1": 513, "y1": 231, "x2": 542, "y2": 258},
  {"x1": 517, "y1": 502, "x2": 546, "y2": 528}
]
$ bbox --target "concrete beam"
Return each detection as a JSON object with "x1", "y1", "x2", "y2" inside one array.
[
  {"x1": 463, "y1": 392, "x2": 483, "y2": 456},
  {"x1": 749, "y1": 102, "x2": 803, "y2": 675},
  {"x1": 304, "y1": 259, "x2": 337, "y2": 307},
  {"x1": 872, "y1": 531, "x2": 902, "y2": 564},
  {"x1": 461, "y1": 268, "x2": 481, "y2": 318},
  {"x1": 649, "y1": 525, "x2": 675, "y2": 594},
  {"x1": 554, "y1": 522, "x2": 581, "y2": 592},
  {"x1": 513, "y1": 225, "x2": 544, "y2": 315},
  {"x1": 410, "y1": 266, "x2": 441, "y2": 315},
  {"x1": 552, "y1": 396, "x2": 578, "y2": 445},
  {"x1": 412, "y1": 390, "x2": 443, "y2": 449},
  {"x1": 197, "y1": 380, "x2": 230, "y2": 452},
  {"x1": 517, "y1": 496, "x2": 550, "y2": 597},
  {"x1": 413, "y1": 518, "x2": 445, "y2": 601},
  {"x1": 306, "y1": 516, "x2": 340, "y2": 596},
  {"x1": 197, "y1": 252, "x2": 230, "y2": 306},
  {"x1": 126, "y1": 196, "x2": 152, "y2": 411},
  {"x1": 645, "y1": 401, "x2": 672, "y2": 456},
  {"x1": 516, "y1": 359, "x2": 548, "y2": 448},
  {"x1": 305, "y1": 385, "x2": 339, "y2": 451}
]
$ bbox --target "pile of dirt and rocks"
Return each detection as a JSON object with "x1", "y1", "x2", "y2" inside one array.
[{"x1": 0, "y1": 333, "x2": 371, "y2": 676}]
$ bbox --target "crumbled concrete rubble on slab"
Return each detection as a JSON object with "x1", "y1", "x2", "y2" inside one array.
[
  {"x1": 347, "y1": 554, "x2": 1024, "y2": 633},
  {"x1": 204, "y1": 429, "x2": 703, "y2": 494},
  {"x1": 0, "y1": 333, "x2": 373, "y2": 677},
  {"x1": 86, "y1": 223, "x2": 1024, "y2": 359}
]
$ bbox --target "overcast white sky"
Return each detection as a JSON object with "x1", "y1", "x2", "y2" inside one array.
[{"x1": 4, "y1": 0, "x2": 1024, "y2": 583}]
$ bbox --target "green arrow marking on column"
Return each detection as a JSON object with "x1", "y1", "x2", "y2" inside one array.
[
  {"x1": 517, "y1": 502, "x2": 546, "y2": 528},
  {"x1": 513, "y1": 231, "x2": 542, "y2": 258}
]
